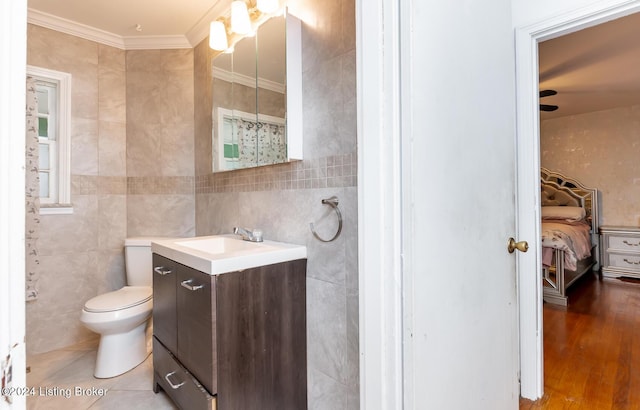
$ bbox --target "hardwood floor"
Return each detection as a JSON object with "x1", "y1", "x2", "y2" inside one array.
[{"x1": 520, "y1": 273, "x2": 640, "y2": 409}]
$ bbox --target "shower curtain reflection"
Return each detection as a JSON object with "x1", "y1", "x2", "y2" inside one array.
[
  {"x1": 25, "y1": 76, "x2": 41, "y2": 301},
  {"x1": 216, "y1": 107, "x2": 285, "y2": 170}
]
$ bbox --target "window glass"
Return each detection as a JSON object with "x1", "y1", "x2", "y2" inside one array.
[
  {"x1": 38, "y1": 117, "x2": 48, "y2": 137},
  {"x1": 36, "y1": 89, "x2": 48, "y2": 114},
  {"x1": 39, "y1": 172, "x2": 49, "y2": 198},
  {"x1": 38, "y1": 144, "x2": 49, "y2": 169},
  {"x1": 35, "y1": 80, "x2": 58, "y2": 203}
]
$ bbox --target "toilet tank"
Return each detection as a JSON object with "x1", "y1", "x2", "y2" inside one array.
[{"x1": 124, "y1": 237, "x2": 167, "y2": 286}]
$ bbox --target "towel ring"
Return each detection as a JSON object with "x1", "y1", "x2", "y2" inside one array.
[{"x1": 310, "y1": 196, "x2": 343, "y2": 242}]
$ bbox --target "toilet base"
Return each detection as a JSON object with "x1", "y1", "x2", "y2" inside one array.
[{"x1": 94, "y1": 320, "x2": 150, "y2": 378}]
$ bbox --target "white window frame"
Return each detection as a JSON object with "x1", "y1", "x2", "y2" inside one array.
[
  {"x1": 36, "y1": 81, "x2": 58, "y2": 203},
  {"x1": 27, "y1": 65, "x2": 72, "y2": 215}
]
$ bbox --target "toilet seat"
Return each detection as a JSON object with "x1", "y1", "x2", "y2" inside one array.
[{"x1": 84, "y1": 286, "x2": 152, "y2": 313}]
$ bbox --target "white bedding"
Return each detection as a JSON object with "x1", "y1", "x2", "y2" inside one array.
[{"x1": 541, "y1": 221, "x2": 592, "y2": 271}]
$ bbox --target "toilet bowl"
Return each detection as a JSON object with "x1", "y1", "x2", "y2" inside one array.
[
  {"x1": 80, "y1": 237, "x2": 165, "y2": 378},
  {"x1": 80, "y1": 286, "x2": 152, "y2": 378}
]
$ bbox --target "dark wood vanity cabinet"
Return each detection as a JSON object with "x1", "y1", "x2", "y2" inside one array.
[
  {"x1": 176, "y1": 264, "x2": 216, "y2": 394},
  {"x1": 152, "y1": 256, "x2": 178, "y2": 354},
  {"x1": 152, "y1": 254, "x2": 307, "y2": 410}
]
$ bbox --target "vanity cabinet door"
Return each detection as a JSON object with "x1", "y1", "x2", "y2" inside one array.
[
  {"x1": 216, "y1": 259, "x2": 307, "y2": 410},
  {"x1": 177, "y1": 265, "x2": 217, "y2": 395},
  {"x1": 152, "y1": 254, "x2": 178, "y2": 354}
]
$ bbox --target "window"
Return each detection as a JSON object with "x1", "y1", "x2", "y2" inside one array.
[{"x1": 27, "y1": 66, "x2": 71, "y2": 214}]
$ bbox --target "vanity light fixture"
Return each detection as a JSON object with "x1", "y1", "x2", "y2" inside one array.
[
  {"x1": 231, "y1": 1, "x2": 252, "y2": 35},
  {"x1": 208, "y1": 0, "x2": 282, "y2": 51},
  {"x1": 257, "y1": 0, "x2": 279, "y2": 13},
  {"x1": 209, "y1": 21, "x2": 228, "y2": 51}
]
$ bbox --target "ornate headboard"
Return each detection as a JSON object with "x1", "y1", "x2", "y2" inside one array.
[{"x1": 540, "y1": 167, "x2": 599, "y2": 237}]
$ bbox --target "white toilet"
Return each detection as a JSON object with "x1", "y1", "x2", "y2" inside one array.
[{"x1": 80, "y1": 237, "x2": 161, "y2": 378}]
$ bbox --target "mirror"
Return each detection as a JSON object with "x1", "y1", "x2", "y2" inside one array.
[{"x1": 212, "y1": 11, "x2": 302, "y2": 172}]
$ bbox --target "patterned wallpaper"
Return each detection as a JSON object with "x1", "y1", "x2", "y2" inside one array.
[{"x1": 541, "y1": 104, "x2": 640, "y2": 227}]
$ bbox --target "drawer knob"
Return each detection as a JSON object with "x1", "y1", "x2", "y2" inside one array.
[
  {"x1": 623, "y1": 258, "x2": 640, "y2": 265},
  {"x1": 164, "y1": 371, "x2": 185, "y2": 389}
]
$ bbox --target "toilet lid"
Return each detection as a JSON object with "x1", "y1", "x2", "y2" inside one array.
[{"x1": 84, "y1": 286, "x2": 152, "y2": 313}]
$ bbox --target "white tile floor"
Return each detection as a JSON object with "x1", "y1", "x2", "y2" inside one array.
[{"x1": 26, "y1": 339, "x2": 178, "y2": 410}]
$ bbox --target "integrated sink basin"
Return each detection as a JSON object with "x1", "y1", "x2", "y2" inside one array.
[{"x1": 151, "y1": 235, "x2": 307, "y2": 275}]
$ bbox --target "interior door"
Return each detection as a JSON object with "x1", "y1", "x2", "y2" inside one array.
[{"x1": 400, "y1": 1, "x2": 520, "y2": 408}]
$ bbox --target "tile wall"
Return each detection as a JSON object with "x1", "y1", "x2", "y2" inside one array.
[
  {"x1": 193, "y1": 0, "x2": 359, "y2": 407},
  {"x1": 125, "y1": 49, "x2": 196, "y2": 238},
  {"x1": 26, "y1": 25, "x2": 128, "y2": 353},
  {"x1": 26, "y1": 28, "x2": 196, "y2": 354}
]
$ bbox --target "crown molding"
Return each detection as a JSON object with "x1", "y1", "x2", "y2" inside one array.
[
  {"x1": 213, "y1": 67, "x2": 285, "y2": 94},
  {"x1": 28, "y1": 8, "x2": 126, "y2": 49},
  {"x1": 122, "y1": 36, "x2": 193, "y2": 50},
  {"x1": 27, "y1": 8, "x2": 193, "y2": 50}
]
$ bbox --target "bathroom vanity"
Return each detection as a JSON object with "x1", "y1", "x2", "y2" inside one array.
[{"x1": 150, "y1": 236, "x2": 307, "y2": 410}]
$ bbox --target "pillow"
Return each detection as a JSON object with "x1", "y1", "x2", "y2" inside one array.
[{"x1": 541, "y1": 206, "x2": 586, "y2": 222}]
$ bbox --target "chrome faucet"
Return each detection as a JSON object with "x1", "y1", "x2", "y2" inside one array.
[{"x1": 233, "y1": 227, "x2": 263, "y2": 242}]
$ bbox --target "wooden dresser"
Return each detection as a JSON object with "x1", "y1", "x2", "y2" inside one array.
[{"x1": 600, "y1": 226, "x2": 640, "y2": 279}]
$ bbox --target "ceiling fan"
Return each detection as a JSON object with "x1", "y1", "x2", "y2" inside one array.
[{"x1": 540, "y1": 89, "x2": 559, "y2": 112}]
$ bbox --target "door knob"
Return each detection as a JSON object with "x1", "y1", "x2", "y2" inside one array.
[{"x1": 507, "y1": 237, "x2": 529, "y2": 253}]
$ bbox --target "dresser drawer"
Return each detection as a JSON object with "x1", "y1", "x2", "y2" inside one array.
[
  {"x1": 153, "y1": 337, "x2": 216, "y2": 410},
  {"x1": 607, "y1": 253, "x2": 640, "y2": 272},
  {"x1": 606, "y1": 235, "x2": 640, "y2": 252}
]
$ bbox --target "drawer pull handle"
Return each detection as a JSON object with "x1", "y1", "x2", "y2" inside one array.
[
  {"x1": 164, "y1": 371, "x2": 185, "y2": 389},
  {"x1": 623, "y1": 258, "x2": 640, "y2": 265},
  {"x1": 181, "y1": 279, "x2": 204, "y2": 291},
  {"x1": 154, "y1": 266, "x2": 172, "y2": 275},
  {"x1": 623, "y1": 240, "x2": 640, "y2": 247}
]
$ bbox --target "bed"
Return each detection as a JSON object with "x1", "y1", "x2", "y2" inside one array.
[{"x1": 540, "y1": 168, "x2": 600, "y2": 306}]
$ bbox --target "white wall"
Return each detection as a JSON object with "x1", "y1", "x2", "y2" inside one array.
[{"x1": 513, "y1": 0, "x2": 611, "y2": 26}]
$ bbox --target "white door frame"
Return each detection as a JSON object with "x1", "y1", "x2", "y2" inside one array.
[
  {"x1": 0, "y1": 0, "x2": 27, "y2": 409},
  {"x1": 356, "y1": 0, "x2": 404, "y2": 408},
  {"x1": 515, "y1": 0, "x2": 640, "y2": 399}
]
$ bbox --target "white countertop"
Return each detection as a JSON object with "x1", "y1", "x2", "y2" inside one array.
[{"x1": 151, "y1": 235, "x2": 307, "y2": 275}]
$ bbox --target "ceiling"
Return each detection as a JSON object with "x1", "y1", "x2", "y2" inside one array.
[
  {"x1": 27, "y1": 0, "x2": 286, "y2": 85},
  {"x1": 539, "y1": 11, "x2": 640, "y2": 120},
  {"x1": 27, "y1": 0, "x2": 229, "y2": 48},
  {"x1": 26, "y1": 3, "x2": 640, "y2": 120}
]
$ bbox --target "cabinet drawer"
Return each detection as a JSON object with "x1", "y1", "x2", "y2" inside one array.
[
  {"x1": 607, "y1": 253, "x2": 640, "y2": 272},
  {"x1": 606, "y1": 235, "x2": 640, "y2": 252},
  {"x1": 153, "y1": 338, "x2": 216, "y2": 410}
]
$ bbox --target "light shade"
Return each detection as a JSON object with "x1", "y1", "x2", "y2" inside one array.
[
  {"x1": 209, "y1": 21, "x2": 228, "y2": 50},
  {"x1": 257, "y1": 0, "x2": 279, "y2": 14},
  {"x1": 231, "y1": 1, "x2": 251, "y2": 35}
]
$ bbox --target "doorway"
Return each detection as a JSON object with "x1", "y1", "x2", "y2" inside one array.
[{"x1": 516, "y1": 0, "x2": 640, "y2": 400}]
